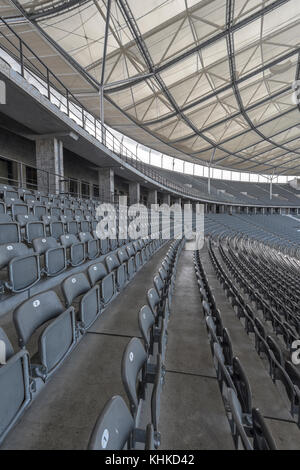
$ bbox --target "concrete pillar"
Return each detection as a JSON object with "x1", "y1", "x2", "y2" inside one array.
[
  {"x1": 148, "y1": 189, "x2": 157, "y2": 205},
  {"x1": 17, "y1": 162, "x2": 26, "y2": 189},
  {"x1": 162, "y1": 193, "x2": 171, "y2": 205},
  {"x1": 98, "y1": 168, "x2": 114, "y2": 203},
  {"x1": 89, "y1": 183, "x2": 94, "y2": 199},
  {"x1": 174, "y1": 197, "x2": 182, "y2": 207},
  {"x1": 129, "y1": 181, "x2": 140, "y2": 205},
  {"x1": 36, "y1": 137, "x2": 64, "y2": 194}
]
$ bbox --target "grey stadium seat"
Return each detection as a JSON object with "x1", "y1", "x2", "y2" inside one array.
[
  {"x1": 16, "y1": 214, "x2": 38, "y2": 228},
  {"x1": 105, "y1": 253, "x2": 127, "y2": 291},
  {"x1": 0, "y1": 214, "x2": 12, "y2": 223},
  {"x1": 13, "y1": 291, "x2": 76, "y2": 380},
  {"x1": 78, "y1": 232, "x2": 99, "y2": 260},
  {"x1": 88, "y1": 395, "x2": 154, "y2": 450},
  {"x1": 25, "y1": 221, "x2": 46, "y2": 243},
  {"x1": 0, "y1": 247, "x2": 40, "y2": 293},
  {"x1": 60, "y1": 234, "x2": 85, "y2": 267},
  {"x1": 88, "y1": 262, "x2": 115, "y2": 306},
  {"x1": 0, "y1": 222, "x2": 20, "y2": 244},
  {"x1": 121, "y1": 337, "x2": 148, "y2": 417},
  {"x1": 32, "y1": 237, "x2": 67, "y2": 276},
  {"x1": 62, "y1": 272, "x2": 101, "y2": 331},
  {"x1": 117, "y1": 247, "x2": 135, "y2": 280},
  {"x1": 0, "y1": 327, "x2": 31, "y2": 445},
  {"x1": 50, "y1": 221, "x2": 65, "y2": 239}
]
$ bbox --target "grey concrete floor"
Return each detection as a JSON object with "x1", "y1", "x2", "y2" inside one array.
[
  {"x1": 0, "y1": 243, "x2": 171, "y2": 450},
  {"x1": 201, "y1": 243, "x2": 300, "y2": 449},
  {"x1": 159, "y1": 249, "x2": 234, "y2": 450}
]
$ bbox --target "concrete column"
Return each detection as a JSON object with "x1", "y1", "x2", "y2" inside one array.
[
  {"x1": 129, "y1": 181, "x2": 140, "y2": 205},
  {"x1": 98, "y1": 168, "x2": 114, "y2": 203},
  {"x1": 162, "y1": 193, "x2": 171, "y2": 205},
  {"x1": 148, "y1": 189, "x2": 157, "y2": 205},
  {"x1": 174, "y1": 197, "x2": 182, "y2": 207},
  {"x1": 17, "y1": 162, "x2": 26, "y2": 189},
  {"x1": 36, "y1": 137, "x2": 64, "y2": 194},
  {"x1": 89, "y1": 183, "x2": 94, "y2": 199}
]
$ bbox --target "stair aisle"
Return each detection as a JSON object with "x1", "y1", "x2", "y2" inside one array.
[{"x1": 159, "y1": 249, "x2": 234, "y2": 450}]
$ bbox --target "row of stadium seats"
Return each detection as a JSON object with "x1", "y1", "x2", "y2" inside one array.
[
  {"x1": 193, "y1": 248, "x2": 277, "y2": 450},
  {"x1": 212, "y1": 239, "x2": 300, "y2": 423},
  {"x1": 0, "y1": 233, "x2": 171, "y2": 445},
  {"x1": 88, "y1": 237, "x2": 185, "y2": 450}
]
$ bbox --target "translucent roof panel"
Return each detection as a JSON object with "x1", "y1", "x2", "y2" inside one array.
[{"x1": 2, "y1": 0, "x2": 300, "y2": 174}]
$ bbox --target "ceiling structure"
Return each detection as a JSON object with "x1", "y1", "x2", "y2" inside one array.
[{"x1": 1, "y1": 0, "x2": 300, "y2": 174}]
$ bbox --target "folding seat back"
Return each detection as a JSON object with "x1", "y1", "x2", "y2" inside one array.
[
  {"x1": 32, "y1": 236, "x2": 58, "y2": 254},
  {"x1": 232, "y1": 357, "x2": 252, "y2": 415},
  {"x1": 13, "y1": 291, "x2": 65, "y2": 348},
  {"x1": 33, "y1": 204, "x2": 47, "y2": 219},
  {"x1": 117, "y1": 248, "x2": 129, "y2": 264},
  {"x1": 126, "y1": 244, "x2": 135, "y2": 258},
  {"x1": 88, "y1": 262, "x2": 115, "y2": 305},
  {"x1": 11, "y1": 203, "x2": 29, "y2": 218},
  {"x1": 147, "y1": 287, "x2": 161, "y2": 320},
  {"x1": 206, "y1": 316, "x2": 220, "y2": 353},
  {"x1": 0, "y1": 327, "x2": 31, "y2": 445},
  {"x1": 42, "y1": 215, "x2": 57, "y2": 225},
  {"x1": 60, "y1": 234, "x2": 85, "y2": 266},
  {"x1": 106, "y1": 253, "x2": 120, "y2": 273},
  {"x1": 121, "y1": 338, "x2": 148, "y2": 415},
  {"x1": 106, "y1": 253, "x2": 127, "y2": 290},
  {"x1": 0, "y1": 214, "x2": 11, "y2": 223},
  {"x1": 23, "y1": 193, "x2": 36, "y2": 205},
  {"x1": 213, "y1": 343, "x2": 236, "y2": 394},
  {"x1": 7, "y1": 253, "x2": 40, "y2": 293},
  {"x1": 88, "y1": 262, "x2": 108, "y2": 286},
  {"x1": 64, "y1": 208, "x2": 73, "y2": 219},
  {"x1": 13, "y1": 291, "x2": 76, "y2": 378},
  {"x1": 222, "y1": 327, "x2": 233, "y2": 367},
  {"x1": 139, "y1": 305, "x2": 155, "y2": 353},
  {"x1": 0, "y1": 243, "x2": 30, "y2": 269},
  {"x1": 88, "y1": 396, "x2": 134, "y2": 450},
  {"x1": 99, "y1": 237, "x2": 109, "y2": 254},
  {"x1": 50, "y1": 221, "x2": 64, "y2": 239},
  {"x1": 60, "y1": 215, "x2": 71, "y2": 224},
  {"x1": 25, "y1": 221, "x2": 45, "y2": 243},
  {"x1": 79, "y1": 232, "x2": 99, "y2": 260},
  {"x1": 151, "y1": 355, "x2": 163, "y2": 445},
  {"x1": 80, "y1": 220, "x2": 90, "y2": 233},
  {"x1": 252, "y1": 408, "x2": 277, "y2": 450},
  {"x1": 3, "y1": 190, "x2": 20, "y2": 205},
  {"x1": 50, "y1": 207, "x2": 62, "y2": 218},
  {"x1": 153, "y1": 274, "x2": 165, "y2": 299},
  {"x1": 67, "y1": 221, "x2": 79, "y2": 235},
  {"x1": 228, "y1": 388, "x2": 253, "y2": 450},
  {"x1": 62, "y1": 272, "x2": 91, "y2": 307},
  {"x1": 266, "y1": 335, "x2": 284, "y2": 366},
  {"x1": 118, "y1": 248, "x2": 135, "y2": 280},
  {"x1": 16, "y1": 214, "x2": 38, "y2": 228}
]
